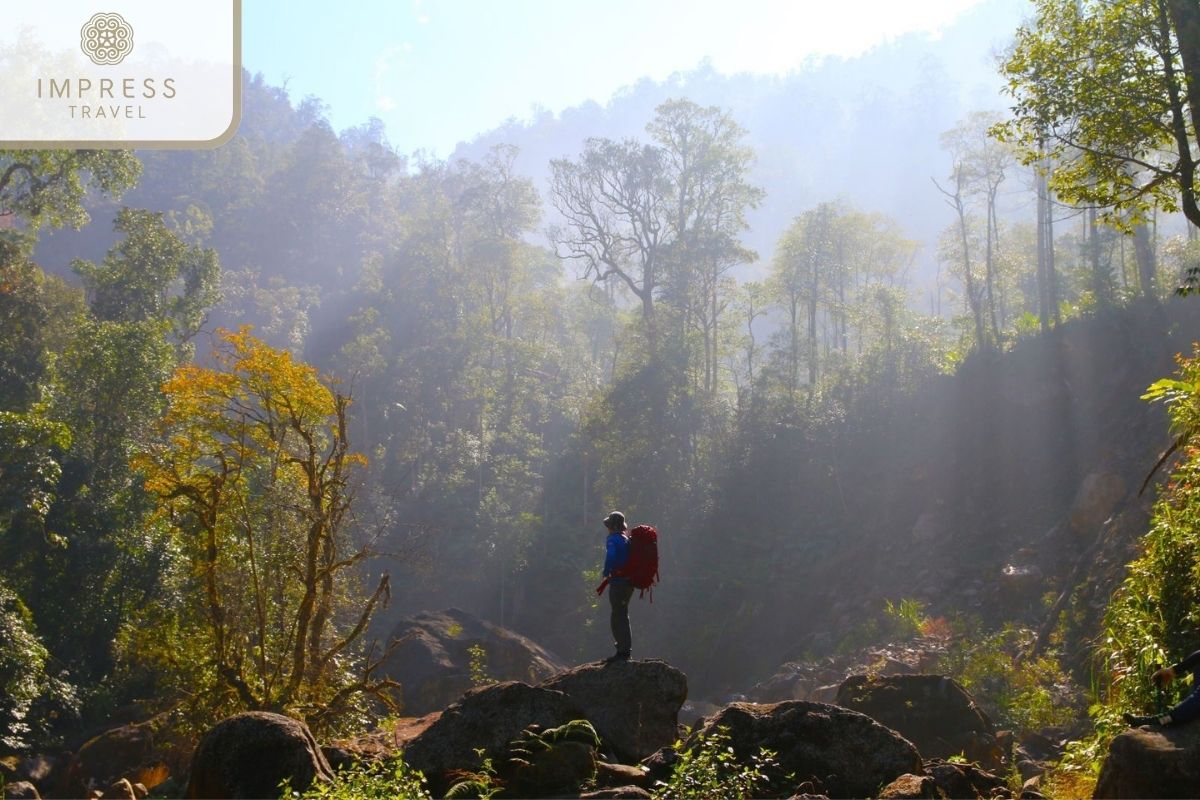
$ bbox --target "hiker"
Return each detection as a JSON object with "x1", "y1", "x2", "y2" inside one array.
[
  {"x1": 1124, "y1": 650, "x2": 1200, "y2": 727},
  {"x1": 600, "y1": 511, "x2": 633, "y2": 663}
]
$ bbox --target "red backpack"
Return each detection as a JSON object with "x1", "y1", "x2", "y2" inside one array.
[{"x1": 597, "y1": 525, "x2": 660, "y2": 599}]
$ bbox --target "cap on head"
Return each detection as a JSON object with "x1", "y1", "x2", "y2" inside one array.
[{"x1": 603, "y1": 511, "x2": 626, "y2": 530}]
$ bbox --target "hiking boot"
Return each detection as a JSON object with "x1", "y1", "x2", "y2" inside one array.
[
  {"x1": 1123, "y1": 712, "x2": 1164, "y2": 727},
  {"x1": 602, "y1": 652, "x2": 631, "y2": 665}
]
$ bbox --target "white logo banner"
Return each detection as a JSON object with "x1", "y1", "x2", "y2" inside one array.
[{"x1": 0, "y1": 1, "x2": 241, "y2": 148}]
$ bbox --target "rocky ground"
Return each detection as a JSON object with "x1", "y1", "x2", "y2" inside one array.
[{"x1": 0, "y1": 608, "x2": 1187, "y2": 798}]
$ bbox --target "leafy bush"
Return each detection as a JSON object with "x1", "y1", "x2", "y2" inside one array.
[
  {"x1": 653, "y1": 725, "x2": 783, "y2": 800},
  {"x1": 884, "y1": 597, "x2": 928, "y2": 639},
  {"x1": 1104, "y1": 350, "x2": 1200, "y2": 712},
  {"x1": 1046, "y1": 348, "x2": 1200, "y2": 788},
  {"x1": 285, "y1": 756, "x2": 430, "y2": 800},
  {"x1": 938, "y1": 621, "x2": 1077, "y2": 731},
  {"x1": 467, "y1": 644, "x2": 491, "y2": 686},
  {"x1": 0, "y1": 578, "x2": 78, "y2": 751},
  {"x1": 445, "y1": 749, "x2": 502, "y2": 800}
]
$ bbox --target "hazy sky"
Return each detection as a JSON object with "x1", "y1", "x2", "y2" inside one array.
[{"x1": 243, "y1": 0, "x2": 988, "y2": 155}]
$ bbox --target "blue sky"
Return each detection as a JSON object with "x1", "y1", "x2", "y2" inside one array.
[{"x1": 242, "y1": 0, "x2": 989, "y2": 156}]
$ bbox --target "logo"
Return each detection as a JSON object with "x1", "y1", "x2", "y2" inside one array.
[
  {"x1": 3, "y1": 1, "x2": 240, "y2": 148},
  {"x1": 80, "y1": 12, "x2": 134, "y2": 66}
]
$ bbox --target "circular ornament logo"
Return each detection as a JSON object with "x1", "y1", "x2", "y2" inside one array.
[{"x1": 80, "y1": 12, "x2": 134, "y2": 66}]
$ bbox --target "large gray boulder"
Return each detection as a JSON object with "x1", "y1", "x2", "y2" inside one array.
[
  {"x1": 835, "y1": 674, "x2": 1002, "y2": 768},
  {"x1": 690, "y1": 701, "x2": 922, "y2": 798},
  {"x1": 1068, "y1": 471, "x2": 1126, "y2": 534},
  {"x1": 1095, "y1": 723, "x2": 1200, "y2": 799},
  {"x1": 184, "y1": 712, "x2": 333, "y2": 799},
  {"x1": 379, "y1": 608, "x2": 568, "y2": 715},
  {"x1": 540, "y1": 659, "x2": 687, "y2": 762},
  {"x1": 62, "y1": 719, "x2": 174, "y2": 798},
  {"x1": 401, "y1": 681, "x2": 585, "y2": 796}
]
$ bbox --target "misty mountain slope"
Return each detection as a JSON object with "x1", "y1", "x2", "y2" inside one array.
[
  {"x1": 452, "y1": 0, "x2": 1028, "y2": 282},
  {"x1": 509, "y1": 299, "x2": 1200, "y2": 696},
  {"x1": 30, "y1": 0, "x2": 1027, "y2": 332}
]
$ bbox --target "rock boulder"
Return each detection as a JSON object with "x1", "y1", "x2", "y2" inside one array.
[
  {"x1": 924, "y1": 758, "x2": 1011, "y2": 799},
  {"x1": 835, "y1": 674, "x2": 1001, "y2": 768},
  {"x1": 2, "y1": 782, "x2": 40, "y2": 800},
  {"x1": 62, "y1": 720, "x2": 172, "y2": 798},
  {"x1": 540, "y1": 659, "x2": 687, "y2": 762},
  {"x1": 378, "y1": 608, "x2": 568, "y2": 715},
  {"x1": 877, "y1": 773, "x2": 938, "y2": 799},
  {"x1": 401, "y1": 681, "x2": 585, "y2": 796},
  {"x1": 496, "y1": 721, "x2": 600, "y2": 797},
  {"x1": 689, "y1": 701, "x2": 922, "y2": 798},
  {"x1": 184, "y1": 712, "x2": 333, "y2": 799},
  {"x1": 1069, "y1": 471, "x2": 1125, "y2": 534},
  {"x1": 1095, "y1": 723, "x2": 1200, "y2": 798}
]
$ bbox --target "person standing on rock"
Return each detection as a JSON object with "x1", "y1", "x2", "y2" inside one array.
[
  {"x1": 1125, "y1": 650, "x2": 1200, "y2": 727},
  {"x1": 599, "y1": 511, "x2": 633, "y2": 664}
]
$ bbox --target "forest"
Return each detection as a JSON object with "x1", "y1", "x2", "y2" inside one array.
[{"x1": 4, "y1": 0, "x2": 1200, "y2": 798}]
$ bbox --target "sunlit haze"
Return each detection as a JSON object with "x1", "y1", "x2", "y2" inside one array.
[{"x1": 245, "y1": 0, "x2": 989, "y2": 154}]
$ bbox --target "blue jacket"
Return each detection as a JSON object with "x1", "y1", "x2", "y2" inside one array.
[{"x1": 603, "y1": 531, "x2": 630, "y2": 584}]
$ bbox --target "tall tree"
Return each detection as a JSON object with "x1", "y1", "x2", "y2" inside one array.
[
  {"x1": 999, "y1": 0, "x2": 1200, "y2": 229},
  {"x1": 73, "y1": 208, "x2": 221, "y2": 347},
  {"x1": 131, "y1": 328, "x2": 393, "y2": 728},
  {"x1": 771, "y1": 203, "x2": 836, "y2": 389},
  {"x1": 0, "y1": 150, "x2": 139, "y2": 230},
  {"x1": 550, "y1": 138, "x2": 667, "y2": 353},
  {"x1": 648, "y1": 99, "x2": 763, "y2": 394}
]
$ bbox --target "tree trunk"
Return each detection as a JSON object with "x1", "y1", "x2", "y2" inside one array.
[
  {"x1": 984, "y1": 186, "x2": 1001, "y2": 344},
  {"x1": 808, "y1": 289, "x2": 818, "y2": 385},
  {"x1": 952, "y1": 182, "x2": 987, "y2": 350},
  {"x1": 1088, "y1": 206, "x2": 1107, "y2": 304},
  {"x1": 1168, "y1": 0, "x2": 1200, "y2": 151},
  {"x1": 1159, "y1": 0, "x2": 1200, "y2": 228},
  {"x1": 1048, "y1": 189, "x2": 1060, "y2": 324},
  {"x1": 1036, "y1": 161, "x2": 1050, "y2": 331},
  {"x1": 1133, "y1": 221, "x2": 1158, "y2": 298}
]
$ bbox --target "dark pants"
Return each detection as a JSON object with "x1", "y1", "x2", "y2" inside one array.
[
  {"x1": 609, "y1": 581, "x2": 634, "y2": 655},
  {"x1": 1170, "y1": 678, "x2": 1200, "y2": 723}
]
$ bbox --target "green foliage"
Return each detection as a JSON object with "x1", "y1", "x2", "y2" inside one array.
[
  {"x1": 0, "y1": 578, "x2": 77, "y2": 751},
  {"x1": 538, "y1": 719, "x2": 600, "y2": 748},
  {"x1": 1094, "y1": 348, "x2": 1200, "y2": 726},
  {"x1": 467, "y1": 644, "x2": 491, "y2": 686},
  {"x1": 127, "y1": 329, "x2": 389, "y2": 732},
  {"x1": 939, "y1": 622, "x2": 1078, "y2": 731},
  {"x1": 73, "y1": 208, "x2": 221, "y2": 348},
  {"x1": 445, "y1": 750, "x2": 503, "y2": 800},
  {"x1": 884, "y1": 598, "x2": 928, "y2": 639},
  {"x1": 835, "y1": 598, "x2": 931, "y2": 655},
  {"x1": 0, "y1": 232, "x2": 85, "y2": 412},
  {"x1": 1163, "y1": 236, "x2": 1200, "y2": 296},
  {"x1": 996, "y1": 0, "x2": 1196, "y2": 228},
  {"x1": 1045, "y1": 348, "x2": 1200, "y2": 791},
  {"x1": 0, "y1": 578, "x2": 49, "y2": 751},
  {"x1": 653, "y1": 726, "x2": 782, "y2": 800},
  {"x1": 0, "y1": 411, "x2": 70, "y2": 533},
  {"x1": 285, "y1": 756, "x2": 430, "y2": 800},
  {"x1": 0, "y1": 149, "x2": 140, "y2": 229}
]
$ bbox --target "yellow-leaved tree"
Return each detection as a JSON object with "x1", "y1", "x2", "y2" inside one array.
[{"x1": 128, "y1": 327, "x2": 396, "y2": 731}]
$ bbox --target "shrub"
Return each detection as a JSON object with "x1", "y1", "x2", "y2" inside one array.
[
  {"x1": 0, "y1": 579, "x2": 78, "y2": 751},
  {"x1": 285, "y1": 756, "x2": 430, "y2": 800},
  {"x1": 938, "y1": 621, "x2": 1078, "y2": 731},
  {"x1": 653, "y1": 725, "x2": 783, "y2": 800}
]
